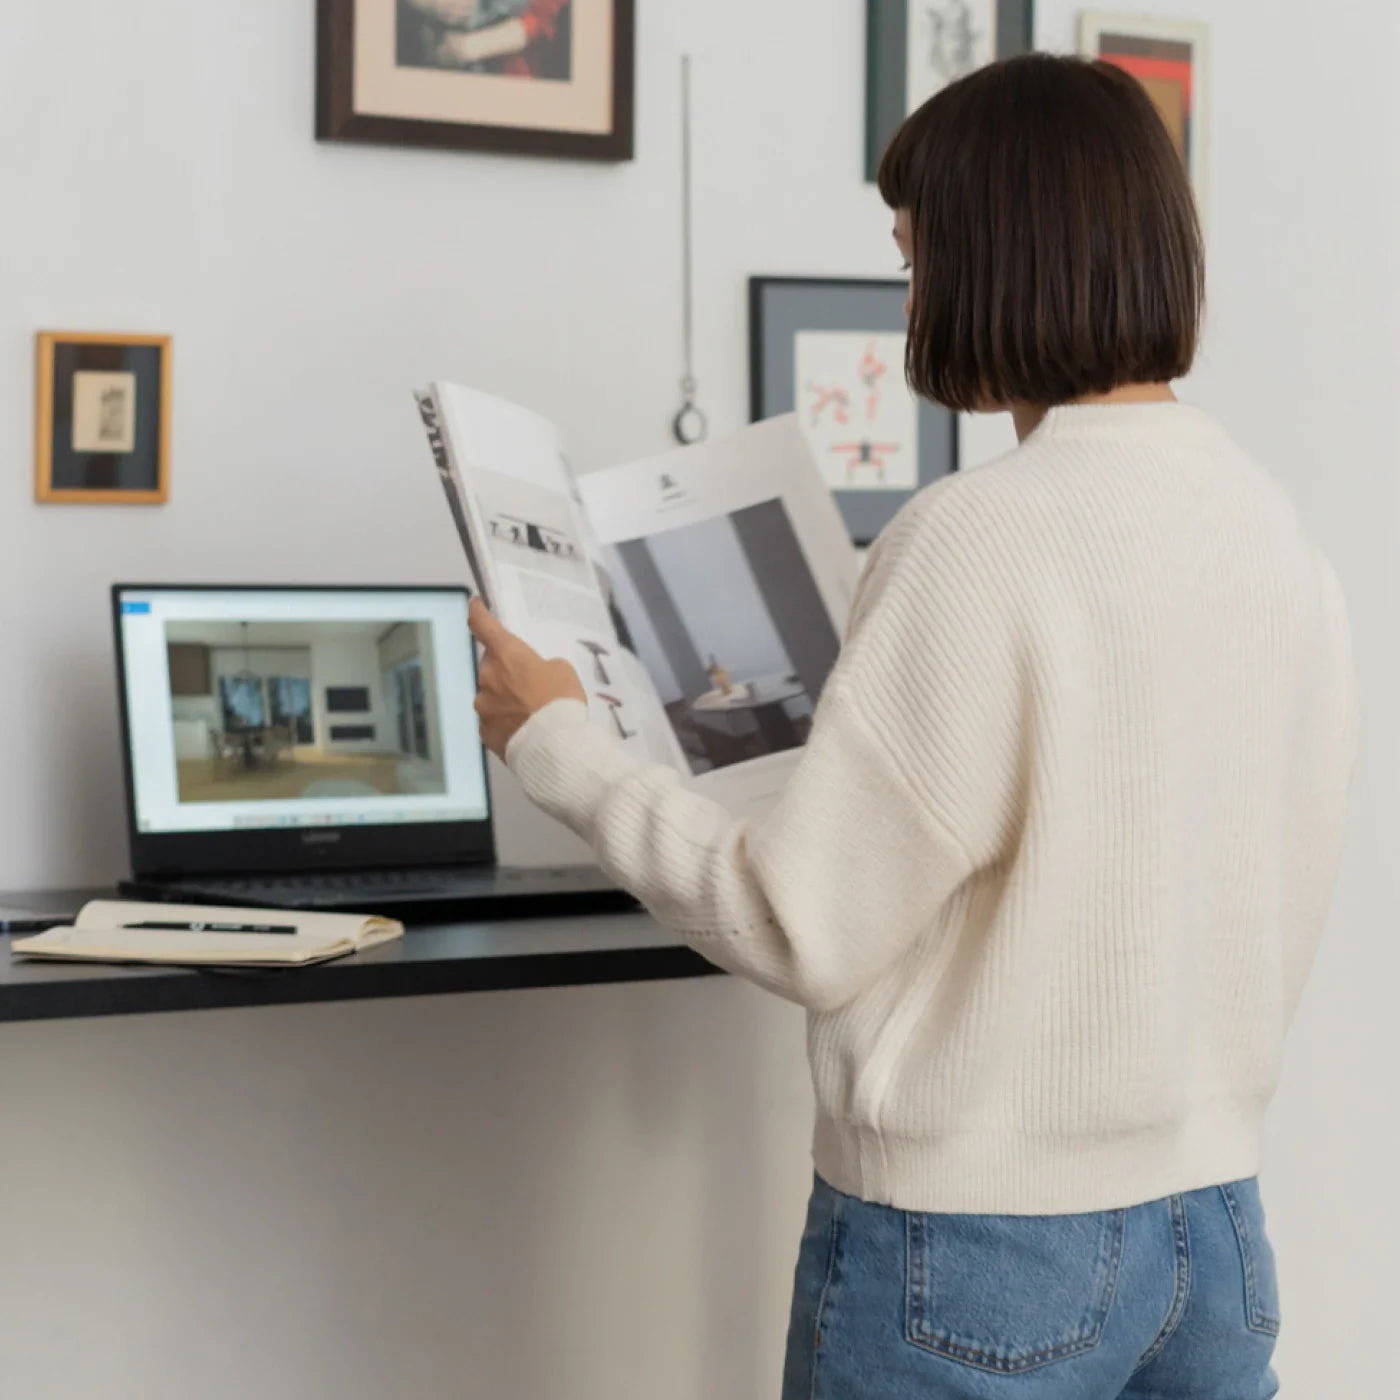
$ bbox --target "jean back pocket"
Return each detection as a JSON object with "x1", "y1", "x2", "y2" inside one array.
[
  {"x1": 1220, "y1": 1179, "x2": 1281, "y2": 1337},
  {"x1": 905, "y1": 1207, "x2": 1126, "y2": 1374}
]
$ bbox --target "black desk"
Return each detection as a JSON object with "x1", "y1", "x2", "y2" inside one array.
[{"x1": 0, "y1": 890, "x2": 719, "y2": 1024}]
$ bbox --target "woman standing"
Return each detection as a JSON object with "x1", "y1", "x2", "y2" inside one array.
[{"x1": 469, "y1": 55, "x2": 1357, "y2": 1399}]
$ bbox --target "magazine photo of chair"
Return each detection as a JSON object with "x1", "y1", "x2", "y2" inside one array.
[
  {"x1": 163, "y1": 619, "x2": 448, "y2": 803},
  {"x1": 602, "y1": 499, "x2": 842, "y2": 775}
]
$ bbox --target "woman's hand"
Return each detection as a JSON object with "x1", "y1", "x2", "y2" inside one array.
[{"x1": 468, "y1": 599, "x2": 586, "y2": 759}]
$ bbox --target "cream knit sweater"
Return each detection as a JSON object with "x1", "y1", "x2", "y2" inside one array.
[{"x1": 507, "y1": 403, "x2": 1358, "y2": 1215}]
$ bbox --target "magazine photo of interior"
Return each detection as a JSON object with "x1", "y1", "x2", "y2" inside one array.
[
  {"x1": 602, "y1": 499, "x2": 841, "y2": 775},
  {"x1": 163, "y1": 619, "x2": 448, "y2": 803}
]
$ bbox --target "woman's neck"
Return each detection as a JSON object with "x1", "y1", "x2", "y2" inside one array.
[{"x1": 1010, "y1": 383, "x2": 1178, "y2": 443}]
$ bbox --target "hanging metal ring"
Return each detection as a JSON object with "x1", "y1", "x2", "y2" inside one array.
[{"x1": 671, "y1": 401, "x2": 708, "y2": 445}]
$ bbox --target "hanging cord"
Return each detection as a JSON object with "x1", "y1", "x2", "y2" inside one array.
[{"x1": 672, "y1": 54, "x2": 708, "y2": 444}]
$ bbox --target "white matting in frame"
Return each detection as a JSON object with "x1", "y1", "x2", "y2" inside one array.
[
  {"x1": 794, "y1": 331, "x2": 919, "y2": 493},
  {"x1": 905, "y1": 0, "x2": 999, "y2": 114},
  {"x1": 354, "y1": 0, "x2": 613, "y2": 134}
]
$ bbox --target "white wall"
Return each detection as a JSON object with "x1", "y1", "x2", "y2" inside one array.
[
  {"x1": 311, "y1": 637, "x2": 392, "y2": 753},
  {"x1": 0, "y1": 2, "x2": 1394, "y2": 1396}
]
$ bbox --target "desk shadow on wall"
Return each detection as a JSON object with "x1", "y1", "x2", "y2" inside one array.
[
  {"x1": 347, "y1": 977, "x2": 811, "y2": 1399},
  {"x1": 0, "y1": 977, "x2": 812, "y2": 1399},
  {"x1": 428, "y1": 975, "x2": 813, "y2": 1399},
  {"x1": 619, "y1": 973, "x2": 813, "y2": 1397}
]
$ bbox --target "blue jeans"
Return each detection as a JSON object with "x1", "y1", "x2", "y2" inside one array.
[{"x1": 783, "y1": 1175, "x2": 1280, "y2": 1399}]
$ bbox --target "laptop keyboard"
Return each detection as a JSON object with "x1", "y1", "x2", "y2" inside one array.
[
  {"x1": 177, "y1": 868, "x2": 494, "y2": 904},
  {"x1": 162, "y1": 865, "x2": 619, "y2": 906}
]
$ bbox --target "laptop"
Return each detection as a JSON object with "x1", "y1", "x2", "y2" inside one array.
[{"x1": 111, "y1": 584, "x2": 635, "y2": 923}]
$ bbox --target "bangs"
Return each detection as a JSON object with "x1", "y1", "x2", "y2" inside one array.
[{"x1": 876, "y1": 105, "x2": 925, "y2": 212}]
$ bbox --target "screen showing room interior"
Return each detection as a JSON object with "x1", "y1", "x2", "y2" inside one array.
[{"x1": 117, "y1": 588, "x2": 489, "y2": 834}]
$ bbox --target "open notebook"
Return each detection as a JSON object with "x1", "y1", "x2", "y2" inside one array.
[{"x1": 10, "y1": 901, "x2": 402, "y2": 968}]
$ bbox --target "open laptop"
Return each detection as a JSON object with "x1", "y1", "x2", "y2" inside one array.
[{"x1": 111, "y1": 584, "x2": 634, "y2": 922}]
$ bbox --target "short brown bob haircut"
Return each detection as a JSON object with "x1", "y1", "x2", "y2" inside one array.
[{"x1": 878, "y1": 54, "x2": 1204, "y2": 411}]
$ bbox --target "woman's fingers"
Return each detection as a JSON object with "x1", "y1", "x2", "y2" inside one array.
[{"x1": 468, "y1": 596, "x2": 512, "y2": 653}]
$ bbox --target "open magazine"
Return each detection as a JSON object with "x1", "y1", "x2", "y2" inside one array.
[{"x1": 414, "y1": 384, "x2": 861, "y2": 816}]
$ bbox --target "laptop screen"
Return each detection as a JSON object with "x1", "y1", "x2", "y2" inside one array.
[{"x1": 115, "y1": 586, "x2": 490, "y2": 839}]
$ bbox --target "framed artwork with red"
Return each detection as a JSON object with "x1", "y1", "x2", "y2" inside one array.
[{"x1": 1079, "y1": 13, "x2": 1210, "y2": 224}]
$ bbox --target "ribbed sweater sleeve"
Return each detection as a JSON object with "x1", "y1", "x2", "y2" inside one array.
[{"x1": 506, "y1": 488, "x2": 1017, "y2": 1011}]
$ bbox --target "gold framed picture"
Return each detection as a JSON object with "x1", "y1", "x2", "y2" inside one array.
[{"x1": 35, "y1": 332, "x2": 171, "y2": 505}]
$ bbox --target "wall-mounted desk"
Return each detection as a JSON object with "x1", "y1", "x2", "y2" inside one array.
[{"x1": 0, "y1": 890, "x2": 720, "y2": 1024}]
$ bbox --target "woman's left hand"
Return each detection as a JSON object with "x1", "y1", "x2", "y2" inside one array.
[{"x1": 468, "y1": 598, "x2": 586, "y2": 759}]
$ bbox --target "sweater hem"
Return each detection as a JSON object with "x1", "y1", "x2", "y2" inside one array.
[{"x1": 812, "y1": 1107, "x2": 1265, "y2": 1215}]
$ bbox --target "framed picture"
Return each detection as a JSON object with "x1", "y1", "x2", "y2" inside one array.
[
  {"x1": 865, "y1": 0, "x2": 1034, "y2": 180},
  {"x1": 316, "y1": 0, "x2": 635, "y2": 162},
  {"x1": 1079, "y1": 12, "x2": 1209, "y2": 222},
  {"x1": 750, "y1": 278, "x2": 957, "y2": 547},
  {"x1": 35, "y1": 333, "x2": 171, "y2": 506}
]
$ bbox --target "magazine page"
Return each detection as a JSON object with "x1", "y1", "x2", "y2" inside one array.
[
  {"x1": 575, "y1": 414, "x2": 861, "y2": 818},
  {"x1": 424, "y1": 383, "x2": 683, "y2": 770}
]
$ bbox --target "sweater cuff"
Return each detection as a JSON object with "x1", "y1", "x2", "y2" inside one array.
[{"x1": 504, "y1": 699, "x2": 639, "y2": 842}]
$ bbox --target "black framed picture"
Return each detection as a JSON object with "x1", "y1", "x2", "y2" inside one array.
[
  {"x1": 749, "y1": 277, "x2": 957, "y2": 547},
  {"x1": 866, "y1": 0, "x2": 1034, "y2": 179},
  {"x1": 317, "y1": 0, "x2": 635, "y2": 162},
  {"x1": 35, "y1": 332, "x2": 171, "y2": 505}
]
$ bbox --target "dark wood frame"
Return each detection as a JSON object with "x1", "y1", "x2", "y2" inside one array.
[
  {"x1": 865, "y1": 0, "x2": 1034, "y2": 180},
  {"x1": 749, "y1": 276, "x2": 959, "y2": 547},
  {"x1": 316, "y1": 0, "x2": 636, "y2": 161}
]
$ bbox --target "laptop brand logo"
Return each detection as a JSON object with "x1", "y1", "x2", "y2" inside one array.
[{"x1": 301, "y1": 831, "x2": 342, "y2": 845}]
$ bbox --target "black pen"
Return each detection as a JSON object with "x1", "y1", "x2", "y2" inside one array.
[
  {"x1": 121, "y1": 920, "x2": 298, "y2": 935},
  {"x1": 0, "y1": 915, "x2": 68, "y2": 934}
]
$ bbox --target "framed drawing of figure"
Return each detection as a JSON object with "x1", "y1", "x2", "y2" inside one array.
[
  {"x1": 749, "y1": 278, "x2": 957, "y2": 547},
  {"x1": 317, "y1": 0, "x2": 635, "y2": 161},
  {"x1": 865, "y1": 0, "x2": 1035, "y2": 180},
  {"x1": 35, "y1": 332, "x2": 171, "y2": 505}
]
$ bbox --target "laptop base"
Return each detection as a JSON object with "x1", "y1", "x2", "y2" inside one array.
[{"x1": 118, "y1": 864, "x2": 638, "y2": 926}]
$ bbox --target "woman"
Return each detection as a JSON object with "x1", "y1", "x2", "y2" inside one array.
[{"x1": 469, "y1": 55, "x2": 1357, "y2": 1399}]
